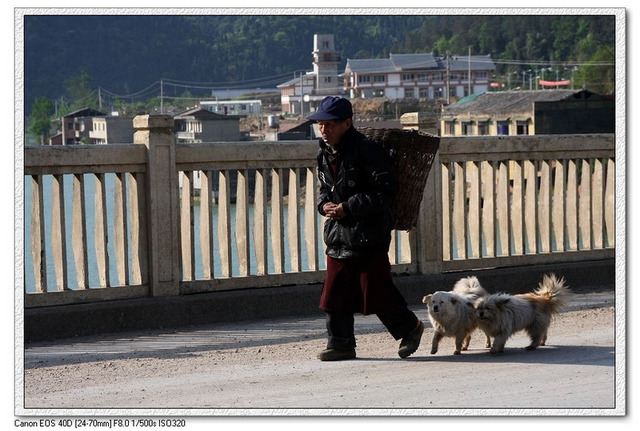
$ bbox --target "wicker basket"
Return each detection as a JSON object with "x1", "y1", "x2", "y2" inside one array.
[{"x1": 357, "y1": 127, "x2": 440, "y2": 231}]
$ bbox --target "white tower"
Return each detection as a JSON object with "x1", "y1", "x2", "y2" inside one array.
[{"x1": 312, "y1": 34, "x2": 341, "y2": 95}]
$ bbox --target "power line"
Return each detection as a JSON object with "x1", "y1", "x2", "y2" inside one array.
[
  {"x1": 99, "y1": 81, "x2": 162, "y2": 99},
  {"x1": 162, "y1": 70, "x2": 302, "y2": 87},
  {"x1": 89, "y1": 56, "x2": 613, "y2": 106}
]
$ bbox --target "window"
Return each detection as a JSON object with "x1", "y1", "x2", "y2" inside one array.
[
  {"x1": 475, "y1": 71, "x2": 487, "y2": 80},
  {"x1": 373, "y1": 74, "x2": 386, "y2": 83},
  {"x1": 462, "y1": 122, "x2": 473, "y2": 135},
  {"x1": 497, "y1": 121, "x2": 509, "y2": 135},
  {"x1": 434, "y1": 87, "x2": 444, "y2": 99},
  {"x1": 404, "y1": 88, "x2": 414, "y2": 99},
  {"x1": 402, "y1": 73, "x2": 414, "y2": 81},
  {"x1": 477, "y1": 121, "x2": 490, "y2": 135},
  {"x1": 517, "y1": 121, "x2": 529, "y2": 135},
  {"x1": 358, "y1": 74, "x2": 371, "y2": 83},
  {"x1": 432, "y1": 72, "x2": 443, "y2": 81},
  {"x1": 186, "y1": 120, "x2": 202, "y2": 133},
  {"x1": 419, "y1": 88, "x2": 429, "y2": 98},
  {"x1": 444, "y1": 121, "x2": 456, "y2": 135},
  {"x1": 417, "y1": 73, "x2": 429, "y2": 82}
]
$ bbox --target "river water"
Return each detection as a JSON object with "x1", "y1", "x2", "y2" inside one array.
[{"x1": 22, "y1": 173, "x2": 326, "y2": 293}]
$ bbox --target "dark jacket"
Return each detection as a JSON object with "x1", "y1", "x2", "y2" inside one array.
[{"x1": 316, "y1": 126, "x2": 397, "y2": 259}]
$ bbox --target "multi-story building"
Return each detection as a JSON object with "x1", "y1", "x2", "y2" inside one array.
[
  {"x1": 278, "y1": 34, "x2": 343, "y2": 115},
  {"x1": 343, "y1": 52, "x2": 495, "y2": 102},
  {"x1": 199, "y1": 100, "x2": 262, "y2": 117},
  {"x1": 277, "y1": 34, "x2": 496, "y2": 115},
  {"x1": 49, "y1": 108, "x2": 106, "y2": 145},
  {"x1": 174, "y1": 108, "x2": 241, "y2": 143},
  {"x1": 89, "y1": 115, "x2": 135, "y2": 145},
  {"x1": 440, "y1": 89, "x2": 614, "y2": 136}
]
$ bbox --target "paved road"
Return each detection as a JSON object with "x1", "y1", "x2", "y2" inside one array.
[{"x1": 20, "y1": 287, "x2": 622, "y2": 417}]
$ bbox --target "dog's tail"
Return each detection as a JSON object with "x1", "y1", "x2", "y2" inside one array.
[
  {"x1": 454, "y1": 276, "x2": 487, "y2": 297},
  {"x1": 533, "y1": 273, "x2": 570, "y2": 313}
]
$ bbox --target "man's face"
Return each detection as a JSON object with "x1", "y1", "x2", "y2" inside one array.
[{"x1": 318, "y1": 119, "x2": 351, "y2": 147}]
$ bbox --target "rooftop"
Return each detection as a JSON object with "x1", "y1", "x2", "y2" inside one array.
[{"x1": 442, "y1": 89, "x2": 598, "y2": 116}]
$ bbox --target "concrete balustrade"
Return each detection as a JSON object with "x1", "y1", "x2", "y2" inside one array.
[{"x1": 22, "y1": 115, "x2": 615, "y2": 309}]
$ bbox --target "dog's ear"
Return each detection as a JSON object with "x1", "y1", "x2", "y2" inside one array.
[
  {"x1": 450, "y1": 297, "x2": 458, "y2": 305},
  {"x1": 497, "y1": 297, "x2": 511, "y2": 308},
  {"x1": 422, "y1": 295, "x2": 432, "y2": 304}
]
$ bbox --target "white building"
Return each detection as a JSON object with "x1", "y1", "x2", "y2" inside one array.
[
  {"x1": 278, "y1": 34, "x2": 343, "y2": 115},
  {"x1": 199, "y1": 100, "x2": 262, "y2": 116},
  {"x1": 277, "y1": 34, "x2": 497, "y2": 114},
  {"x1": 343, "y1": 52, "x2": 496, "y2": 102}
]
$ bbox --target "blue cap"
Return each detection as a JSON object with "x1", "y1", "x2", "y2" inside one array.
[{"x1": 308, "y1": 96, "x2": 353, "y2": 121}]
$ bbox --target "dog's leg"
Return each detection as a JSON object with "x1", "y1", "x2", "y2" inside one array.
[
  {"x1": 525, "y1": 340, "x2": 541, "y2": 350},
  {"x1": 461, "y1": 333, "x2": 471, "y2": 351},
  {"x1": 431, "y1": 331, "x2": 444, "y2": 354},
  {"x1": 525, "y1": 326, "x2": 547, "y2": 350},
  {"x1": 454, "y1": 333, "x2": 467, "y2": 355},
  {"x1": 484, "y1": 332, "x2": 492, "y2": 348},
  {"x1": 490, "y1": 334, "x2": 507, "y2": 354}
]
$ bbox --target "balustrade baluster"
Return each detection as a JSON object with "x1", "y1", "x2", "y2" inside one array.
[
  {"x1": 180, "y1": 171, "x2": 195, "y2": 280},
  {"x1": 199, "y1": 170, "x2": 215, "y2": 279},
  {"x1": 51, "y1": 174, "x2": 68, "y2": 291},
  {"x1": 236, "y1": 169, "x2": 250, "y2": 276},
  {"x1": 579, "y1": 159, "x2": 592, "y2": 250},
  {"x1": 288, "y1": 168, "x2": 301, "y2": 272},
  {"x1": 605, "y1": 158, "x2": 615, "y2": 248},
  {"x1": 30, "y1": 175, "x2": 47, "y2": 292},
  {"x1": 72, "y1": 173, "x2": 89, "y2": 289},
  {"x1": 114, "y1": 172, "x2": 129, "y2": 285},
  {"x1": 270, "y1": 168, "x2": 285, "y2": 274},
  {"x1": 566, "y1": 159, "x2": 579, "y2": 251},
  {"x1": 94, "y1": 173, "x2": 110, "y2": 287},
  {"x1": 129, "y1": 172, "x2": 147, "y2": 285},
  {"x1": 553, "y1": 160, "x2": 567, "y2": 252},
  {"x1": 218, "y1": 170, "x2": 232, "y2": 278},
  {"x1": 253, "y1": 169, "x2": 268, "y2": 275}
]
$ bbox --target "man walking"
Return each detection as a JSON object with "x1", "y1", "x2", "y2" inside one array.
[{"x1": 309, "y1": 96, "x2": 424, "y2": 361}]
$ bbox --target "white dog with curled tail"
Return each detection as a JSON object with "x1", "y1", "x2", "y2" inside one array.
[
  {"x1": 475, "y1": 273, "x2": 570, "y2": 354},
  {"x1": 422, "y1": 276, "x2": 492, "y2": 355}
]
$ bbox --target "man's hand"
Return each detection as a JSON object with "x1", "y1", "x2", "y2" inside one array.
[{"x1": 323, "y1": 202, "x2": 346, "y2": 219}]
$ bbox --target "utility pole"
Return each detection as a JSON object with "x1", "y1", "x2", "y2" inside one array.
[
  {"x1": 468, "y1": 46, "x2": 472, "y2": 97},
  {"x1": 299, "y1": 71, "x2": 304, "y2": 118},
  {"x1": 160, "y1": 79, "x2": 164, "y2": 114},
  {"x1": 446, "y1": 51, "x2": 451, "y2": 104}
]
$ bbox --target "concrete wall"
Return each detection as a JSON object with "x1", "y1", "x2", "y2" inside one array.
[
  {"x1": 24, "y1": 259, "x2": 615, "y2": 342},
  {"x1": 535, "y1": 99, "x2": 615, "y2": 134}
]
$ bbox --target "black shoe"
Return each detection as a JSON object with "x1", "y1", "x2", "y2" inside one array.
[
  {"x1": 317, "y1": 348, "x2": 356, "y2": 361},
  {"x1": 398, "y1": 320, "x2": 424, "y2": 358}
]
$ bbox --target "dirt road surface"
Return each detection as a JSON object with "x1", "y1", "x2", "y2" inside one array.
[{"x1": 21, "y1": 288, "x2": 621, "y2": 417}]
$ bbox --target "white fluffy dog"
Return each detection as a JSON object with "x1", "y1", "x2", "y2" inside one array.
[
  {"x1": 475, "y1": 273, "x2": 570, "y2": 354},
  {"x1": 422, "y1": 276, "x2": 492, "y2": 355}
]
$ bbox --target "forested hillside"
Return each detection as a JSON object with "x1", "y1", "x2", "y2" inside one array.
[{"x1": 23, "y1": 13, "x2": 617, "y2": 114}]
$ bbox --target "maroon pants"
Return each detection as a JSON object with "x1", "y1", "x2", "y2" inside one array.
[
  {"x1": 319, "y1": 253, "x2": 418, "y2": 348},
  {"x1": 320, "y1": 253, "x2": 398, "y2": 314}
]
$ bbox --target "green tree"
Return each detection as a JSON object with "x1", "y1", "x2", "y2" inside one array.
[
  {"x1": 576, "y1": 47, "x2": 615, "y2": 94},
  {"x1": 64, "y1": 70, "x2": 99, "y2": 110},
  {"x1": 27, "y1": 98, "x2": 54, "y2": 145}
]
